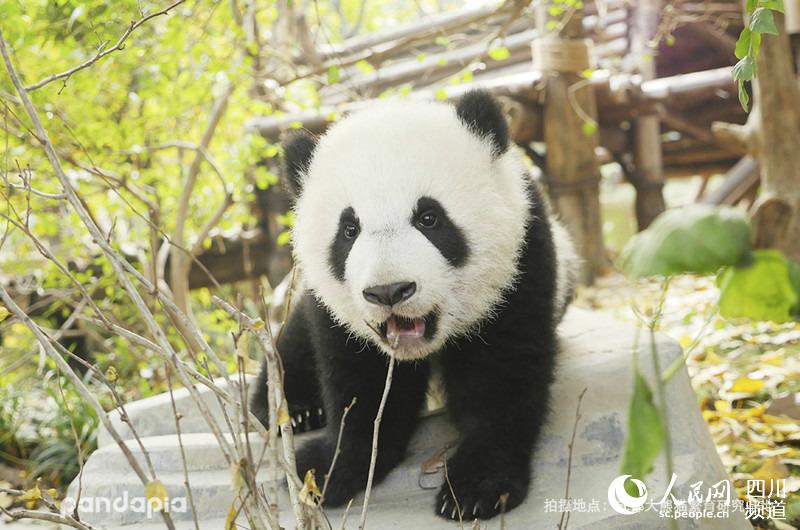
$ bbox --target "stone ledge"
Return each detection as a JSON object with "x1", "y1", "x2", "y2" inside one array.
[{"x1": 71, "y1": 308, "x2": 750, "y2": 529}]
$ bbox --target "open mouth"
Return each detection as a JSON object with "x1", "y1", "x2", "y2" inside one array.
[{"x1": 378, "y1": 311, "x2": 438, "y2": 348}]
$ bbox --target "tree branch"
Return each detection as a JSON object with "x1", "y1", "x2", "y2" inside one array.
[
  {"x1": 358, "y1": 357, "x2": 396, "y2": 530},
  {"x1": 24, "y1": 0, "x2": 187, "y2": 91}
]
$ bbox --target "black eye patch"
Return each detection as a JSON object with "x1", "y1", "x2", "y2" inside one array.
[
  {"x1": 328, "y1": 207, "x2": 359, "y2": 282},
  {"x1": 412, "y1": 197, "x2": 469, "y2": 268}
]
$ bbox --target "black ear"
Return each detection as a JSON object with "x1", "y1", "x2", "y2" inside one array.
[
  {"x1": 455, "y1": 90, "x2": 509, "y2": 157},
  {"x1": 282, "y1": 132, "x2": 317, "y2": 196}
]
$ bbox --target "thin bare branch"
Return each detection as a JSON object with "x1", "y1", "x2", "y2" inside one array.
[
  {"x1": 322, "y1": 397, "x2": 357, "y2": 500},
  {"x1": 358, "y1": 357, "x2": 396, "y2": 530},
  {"x1": 24, "y1": 0, "x2": 187, "y2": 91}
]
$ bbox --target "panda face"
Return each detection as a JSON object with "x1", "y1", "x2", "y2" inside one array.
[{"x1": 290, "y1": 95, "x2": 531, "y2": 360}]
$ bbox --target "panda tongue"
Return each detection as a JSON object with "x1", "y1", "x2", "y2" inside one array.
[{"x1": 387, "y1": 315, "x2": 425, "y2": 341}]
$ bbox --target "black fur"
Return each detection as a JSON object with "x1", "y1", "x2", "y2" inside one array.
[
  {"x1": 328, "y1": 207, "x2": 359, "y2": 282},
  {"x1": 413, "y1": 197, "x2": 469, "y2": 268},
  {"x1": 252, "y1": 181, "x2": 559, "y2": 520},
  {"x1": 455, "y1": 90, "x2": 509, "y2": 157},
  {"x1": 282, "y1": 132, "x2": 317, "y2": 196}
]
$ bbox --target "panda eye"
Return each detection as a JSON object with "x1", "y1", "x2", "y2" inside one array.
[
  {"x1": 417, "y1": 211, "x2": 438, "y2": 229},
  {"x1": 343, "y1": 223, "x2": 359, "y2": 240}
]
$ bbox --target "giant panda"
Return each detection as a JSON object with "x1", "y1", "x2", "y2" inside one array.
[{"x1": 252, "y1": 90, "x2": 578, "y2": 521}]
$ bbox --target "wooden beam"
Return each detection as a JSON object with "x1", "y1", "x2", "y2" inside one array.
[
  {"x1": 624, "y1": 0, "x2": 667, "y2": 230},
  {"x1": 700, "y1": 156, "x2": 760, "y2": 206},
  {"x1": 538, "y1": 4, "x2": 606, "y2": 285}
]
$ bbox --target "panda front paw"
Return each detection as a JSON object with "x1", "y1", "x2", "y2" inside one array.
[
  {"x1": 289, "y1": 404, "x2": 326, "y2": 433},
  {"x1": 434, "y1": 460, "x2": 528, "y2": 521},
  {"x1": 295, "y1": 438, "x2": 365, "y2": 507}
]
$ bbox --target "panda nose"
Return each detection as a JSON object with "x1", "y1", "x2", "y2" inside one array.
[{"x1": 362, "y1": 282, "x2": 417, "y2": 307}]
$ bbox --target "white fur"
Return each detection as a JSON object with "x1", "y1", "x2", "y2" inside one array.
[
  {"x1": 550, "y1": 219, "x2": 580, "y2": 321},
  {"x1": 292, "y1": 100, "x2": 531, "y2": 360}
]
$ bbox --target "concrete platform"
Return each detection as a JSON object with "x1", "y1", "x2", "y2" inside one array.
[{"x1": 66, "y1": 308, "x2": 750, "y2": 529}]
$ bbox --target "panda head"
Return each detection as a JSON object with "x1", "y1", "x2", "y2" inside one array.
[{"x1": 286, "y1": 91, "x2": 531, "y2": 361}]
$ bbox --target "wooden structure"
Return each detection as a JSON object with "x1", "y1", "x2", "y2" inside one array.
[{"x1": 241, "y1": 0, "x2": 752, "y2": 285}]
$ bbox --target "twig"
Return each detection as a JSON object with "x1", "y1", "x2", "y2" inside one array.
[
  {"x1": 0, "y1": 506, "x2": 95, "y2": 530},
  {"x1": 24, "y1": 0, "x2": 187, "y2": 91},
  {"x1": 442, "y1": 449, "x2": 463, "y2": 528},
  {"x1": 322, "y1": 397, "x2": 358, "y2": 500},
  {"x1": 213, "y1": 295, "x2": 310, "y2": 528},
  {"x1": 557, "y1": 387, "x2": 588, "y2": 530},
  {"x1": 0, "y1": 286, "x2": 176, "y2": 530},
  {"x1": 166, "y1": 366, "x2": 201, "y2": 530},
  {"x1": 190, "y1": 190, "x2": 234, "y2": 256},
  {"x1": 339, "y1": 499, "x2": 354, "y2": 530},
  {"x1": 170, "y1": 80, "x2": 234, "y2": 312},
  {"x1": 358, "y1": 357, "x2": 396, "y2": 530}
]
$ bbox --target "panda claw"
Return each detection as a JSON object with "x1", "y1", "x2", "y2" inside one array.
[
  {"x1": 440, "y1": 500, "x2": 449, "y2": 515},
  {"x1": 450, "y1": 506, "x2": 458, "y2": 519}
]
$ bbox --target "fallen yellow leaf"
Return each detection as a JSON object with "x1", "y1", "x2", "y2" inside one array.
[
  {"x1": 144, "y1": 479, "x2": 168, "y2": 511},
  {"x1": 715, "y1": 400, "x2": 732, "y2": 413},
  {"x1": 729, "y1": 377, "x2": 764, "y2": 394},
  {"x1": 17, "y1": 484, "x2": 41, "y2": 503},
  {"x1": 0, "y1": 306, "x2": 9, "y2": 322},
  {"x1": 299, "y1": 469, "x2": 321, "y2": 506},
  {"x1": 751, "y1": 457, "x2": 790, "y2": 481},
  {"x1": 277, "y1": 407, "x2": 290, "y2": 426},
  {"x1": 225, "y1": 502, "x2": 239, "y2": 529}
]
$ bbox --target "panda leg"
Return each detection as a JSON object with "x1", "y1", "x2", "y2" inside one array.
[
  {"x1": 250, "y1": 296, "x2": 324, "y2": 432},
  {"x1": 436, "y1": 344, "x2": 553, "y2": 520},
  {"x1": 294, "y1": 351, "x2": 430, "y2": 507}
]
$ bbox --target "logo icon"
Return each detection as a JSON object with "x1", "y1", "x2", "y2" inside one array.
[{"x1": 608, "y1": 475, "x2": 648, "y2": 515}]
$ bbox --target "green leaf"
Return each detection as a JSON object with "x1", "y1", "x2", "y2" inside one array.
[
  {"x1": 620, "y1": 370, "x2": 665, "y2": 482},
  {"x1": 488, "y1": 46, "x2": 511, "y2": 61},
  {"x1": 750, "y1": 7, "x2": 779, "y2": 35},
  {"x1": 276, "y1": 231, "x2": 292, "y2": 246},
  {"x1": 750, "y1": 31, "x2": 762, "y2": 61},
  {"x1": 326, "y1": 65, "x2": 340, "y2": 85},
  {"x1": 717, "y1": 250, "x2": 799, "y2": 322},
  {"x1": 619, "y1": 205, "x2": 752, "y2": 278},
  {"x1": 355, "y1": 60, "x2": 374, "y2": 74},
  {"x1": 758, "y1": 0, "x2": 784, "y2": 13},
  {"x1": 581, "y1": 120, "x2": 597, "y2": 136},
  {"x1": 735, "y1": 28, "x2": 751, "y2": 59},
  {"x1": 787, "y1": 259, "x2": 800, "y2": 315},
  {"x1": 738, "y1": 80, "x2": 751, "y2": 112},
  {"x1": 732, "y1": 55, "x2": 755, "y2": 82},
  {"x1": 434, "y1": 87, "x2": 448, "y2": 101}
]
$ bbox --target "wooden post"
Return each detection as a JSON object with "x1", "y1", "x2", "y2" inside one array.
[
  {"x1": 751, "y1": 12, "x2": 800, "y2": 260},
  {"x1": 625, "y1": 0, "x2": 666, "y2": 230},
  {"x1": 712, "y1": 10, "x2": 800, "y2": 261},
  {"x1": 536, "y1": 5, "x2": 606, "y2": 284},
  {"x1": 788, "y1": 0, "x2": 800, "y2": 73}
]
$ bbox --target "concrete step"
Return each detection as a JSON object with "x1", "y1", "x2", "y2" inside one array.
[{"x1": 67, "y1": 308, "x2": 751, "y2": 529}]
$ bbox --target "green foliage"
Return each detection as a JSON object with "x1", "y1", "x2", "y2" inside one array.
[
  {"x1": 28, "y1": 381, "x2": 99, "y2": 486},
  {"x1": 732, "y1": 0, "x2": 784, "y2": 111},
  {"x1": 487, "y1": 46, "x2": 510, "y2": 61},
  {"x1": 619, "y1": 205, "x2": 752, "y2": 278},
  {"x1": 717, "y1": 250, "x2": 800, "y2": 322},
  {"x1": 620, "y1": 369, "x2": 665, "y2": 487}
]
